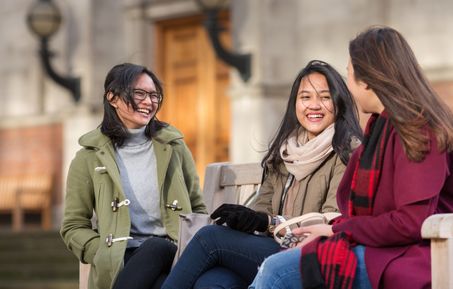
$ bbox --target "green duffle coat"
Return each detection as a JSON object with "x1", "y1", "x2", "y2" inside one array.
[{"x1": 60, "y1": 126, "x2": 206, "y2": 289}]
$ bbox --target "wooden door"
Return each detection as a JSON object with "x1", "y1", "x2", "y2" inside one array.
[{"x1": 155, "y1": 14, "x2": 231, "y2": 183}]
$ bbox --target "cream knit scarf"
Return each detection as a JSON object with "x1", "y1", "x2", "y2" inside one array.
[{"x1": 280, "y1": 124, "x2": 334, "y2": 181}]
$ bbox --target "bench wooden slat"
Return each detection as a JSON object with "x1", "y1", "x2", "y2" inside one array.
[
  {"x1": 0, "y1": 177, "x2": 18, "y2": 210},
  {"x1": 203, "y1": 162, "x2": 262, "y2": 212},
  {"x1": 237, "y1": 184, "x2": 258, "y2": 206},
  {"x1": 79, "y1": 263, "x2": 90, "y2": 289},
  {"x1": 0, "y1": 174, "x2": 52, "y2": 231},
  {"x1": 220, "y1": 163, "x2": 262, "y2": 186}
]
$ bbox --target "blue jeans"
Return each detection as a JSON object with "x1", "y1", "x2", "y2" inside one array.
[
  {"x1": 161, "y1": 225, "x2": 281, "y2": 289},
  {"x1": 249, "y1": 245, "x2": 372, "y2": 289}
]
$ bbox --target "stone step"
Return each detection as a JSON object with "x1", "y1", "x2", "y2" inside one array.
[
  {"x1": 0, "y1": 250, "x2": 76, "y2": 264},
  {"x1": 0, "y1": 230, "x2": 78, "y2": 283},
  {"x1": 0, "y1": 280, "x2": 78, "y2": 289},
  {"x1": 0, "y1": 263, "x2": 78, "y2": 281},
  {"x1": 0, "y1": 231, "x2": 66, "y2": 251}
]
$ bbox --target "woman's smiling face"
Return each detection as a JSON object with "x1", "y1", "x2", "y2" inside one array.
[
  {"x1": 295, "y1": 72, "x2": 335, "y2": 140},
  {"x1": 109, "y1": 73, "x2": 159, "y2": 129}
]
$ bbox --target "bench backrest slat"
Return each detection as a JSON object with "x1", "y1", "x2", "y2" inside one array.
[{"x1": 203, "y1": 162, "x2": 262, "y2": 213}]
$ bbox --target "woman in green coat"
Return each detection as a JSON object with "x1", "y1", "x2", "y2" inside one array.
[{"x1": 60, "y1": 63, "x2": 206, "y2": 289}]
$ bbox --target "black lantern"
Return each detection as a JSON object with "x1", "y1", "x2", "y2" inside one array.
[
  {"x1": 195, "y1": 0, "x2": 251, "y2": 82},
  {"x1": 26, "y1": 0, "x2": 81, "y2": 103}
]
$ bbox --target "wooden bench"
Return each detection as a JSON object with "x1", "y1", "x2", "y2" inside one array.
[
  {"x1": 0, "y1": 174, "x2": 52, "y2": 231},
  {"x1": 421, "y1": 214, "x2": 453, "y2": 289},
  {"x1": 78, "y1": 162, "x2": 453, "y2": 289},
  {"x1": 202, "y1": 162, "x2": 262, "y2": 212},
  {"x1": 79, "y1": 162, "x2": 262, "y2": 289}
]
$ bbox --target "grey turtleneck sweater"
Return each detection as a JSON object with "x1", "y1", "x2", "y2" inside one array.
[{"x1": 115, "y1": 127, "x2": 166, "y2": 248}]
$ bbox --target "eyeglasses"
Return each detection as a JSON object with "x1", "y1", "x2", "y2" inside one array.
[{"x1": 132, "y1": 89, "x2": 162, "y2": 103}]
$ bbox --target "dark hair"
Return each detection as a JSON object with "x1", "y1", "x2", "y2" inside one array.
[
  {"x1": 100, "y1": 63, "x2": 168, "y2": 147},
  {"x1": 349, "y1": 25, "x2": 453, "y2": 161},
  {"x1": 261, "y1": 60, "x2": 363, "y2": 175}
]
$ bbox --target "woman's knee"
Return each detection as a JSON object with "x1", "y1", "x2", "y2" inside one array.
[
  {"x1": 196, "y1": 224, "x2": 228, "y2": 238},
  {"x1": 257, "y1": 253, "x2": 284, "y2": 277},
  {"x1": 194, "y1": 225, "x2": 236, "y2": 247},
  {"x1": 139, "y1": 237, "x2": 177, "y2": 259},
  {"x1": 194, "y1": 267, "x2": 247, "y2": 289},
  {"x1": 252, "y1": 248, "x2": 303, "y2": 289}
]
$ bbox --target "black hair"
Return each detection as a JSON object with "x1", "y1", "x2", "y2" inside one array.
[
  {"x1": 100, "y1": 63, "x2": 168, "y2": 147},
  {"x1": 261, "y1": 60, "x2": 363, "y2": 176}
]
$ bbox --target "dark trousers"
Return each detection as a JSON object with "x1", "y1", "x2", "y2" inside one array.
[
  {"x1": 161, "y1": 225, "x2": 281, "y2": 289},
  {"x1": 113, "y1": 236, "x2": 177, "y2": 289}
]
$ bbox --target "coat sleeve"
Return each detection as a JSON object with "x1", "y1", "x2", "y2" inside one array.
[
  {"x1": 332, "y1": 134, "x2": 450, "y2": 247},
  {"x1": 321, "y1": 155, "x2": 344, "y2": 213},
  {"x1": 178, "y1": 141, "x2": 207, "y2": 214},
  {"x1": 250, "y1": 170, "x2": 276, "y2": 215},
  {"x1": 60, "y1": 150, "x2": 100, "y2": 264}
]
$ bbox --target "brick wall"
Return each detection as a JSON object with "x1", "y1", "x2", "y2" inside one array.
[
  {"x1": 433, "y1": 80, "x2": 453, "y2": 111},
  {"x1": 0, "y1": 122, "x2": 63, "y2": 205}
]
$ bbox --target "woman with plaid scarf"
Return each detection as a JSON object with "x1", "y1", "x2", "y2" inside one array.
[{"x1": 250, "y1": 25, "x2": 453, "y2": 289}]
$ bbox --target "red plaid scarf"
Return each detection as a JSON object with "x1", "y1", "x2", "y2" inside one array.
[
  {"x1": 349, "y1": 112, "x2": 392, "y2": 216},
  {"x1": 300, "y1": 112, "x2": 392, "y2": 289}
]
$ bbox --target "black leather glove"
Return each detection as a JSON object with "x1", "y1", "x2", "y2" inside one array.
[{"x1": 210, "y1": 204, "x2": 269, "y2": 233}]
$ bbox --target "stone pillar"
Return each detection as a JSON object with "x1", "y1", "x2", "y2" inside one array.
[
  {"x1": 229, "y1": 0, "x2": 303, "y2": 163},
  {"x1": 58, "y1": 106, "x2": 102, "y2": 227},
  {"x1": 228, "y1": 0, "x2": 390, "y2": 162}
]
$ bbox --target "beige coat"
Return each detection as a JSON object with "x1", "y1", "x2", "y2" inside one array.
[{"x1": 251, "y1": 152, "x2": 344, "y2": 217}]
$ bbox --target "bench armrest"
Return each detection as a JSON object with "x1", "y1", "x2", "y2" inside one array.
[
  {"x1": 421, "y1": 213, "x2": 453, "y2": 289},
  {"x1": 421, "y1": 213, "x2": 453, "y2": 239}
]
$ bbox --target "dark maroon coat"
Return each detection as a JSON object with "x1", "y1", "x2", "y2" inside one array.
[{"x1": 332, "y1": 128, "x2": 453, "y2": 289}]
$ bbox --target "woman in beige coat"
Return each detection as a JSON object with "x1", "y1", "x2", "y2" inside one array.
[
  {"x1": 162, "y1": 60, "x2": 363, "y2": 289},
  {"x1": 60, "y1": 63, "x2": 206, "y2": 289}
]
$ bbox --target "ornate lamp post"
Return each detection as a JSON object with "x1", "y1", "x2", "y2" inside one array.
[
  {"x1": 26, "y1": 0, "x2": 81, "y2": 102},
  {"x1": 195, "y1": 0, "x2": 251, "y2": 82}
]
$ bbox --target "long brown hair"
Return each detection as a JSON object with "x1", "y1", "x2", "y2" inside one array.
[{"x1": 349, "y1": 25, "x2": 453, "y2": 161}]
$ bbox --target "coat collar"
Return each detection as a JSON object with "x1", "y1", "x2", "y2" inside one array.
[
  {"x1": 78, "y1": 125, "x2": 183, "y2": 149},
  {"x1": 78, "y1": 125, "x2": 184, "y2": 193}
]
